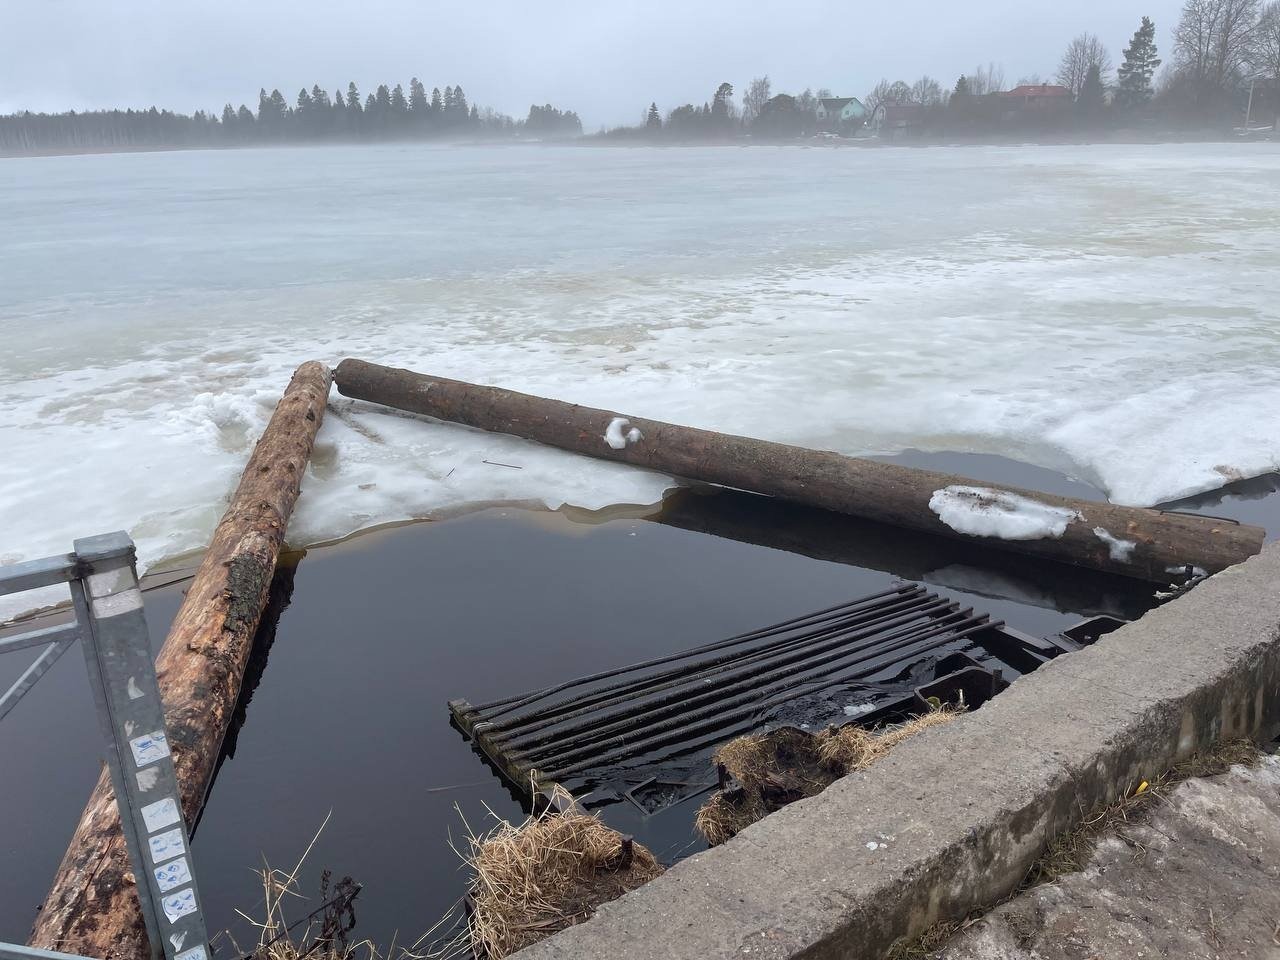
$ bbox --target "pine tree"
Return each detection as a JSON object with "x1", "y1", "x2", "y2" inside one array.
[
  {"x1": 1116, "y1": 16, "x2": 1161, "y2": 109},
  {"x1": 953, "y1": 75, "x2": 971, "y2": 98},
  {"x1": 347, "y1": 82, "x2": 363, "y2": 116},
  {"x1": 431, "y1": 87, "x2": 443, "y2": 117},
  {"x1": 409, "y1": 78, "x2": 428, "y2": 119},
  {"x1": 646, "y1": 102, "x2": 661, "y2": 130},
  {"x1": 390, "y1": 83, "x2": 408, "y2": 114},
  {"x1": 710, "y1": 82, "x2": 734, "y2": 128},
  {"x1": 1078, "y1": 63, "x2": 1107, "y2": 121}
]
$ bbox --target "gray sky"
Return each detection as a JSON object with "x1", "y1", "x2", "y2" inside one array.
[{"x1": 1, "y1": 1, "x2": 1185, "y2": 128}]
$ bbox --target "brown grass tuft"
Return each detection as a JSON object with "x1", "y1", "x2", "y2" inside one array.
[
  {"x1": 460, "y1": 806, "x2": 664, "y2": 959},
  {"x1": 697, "y1": 707, "x2": 964, "y2": 845}
]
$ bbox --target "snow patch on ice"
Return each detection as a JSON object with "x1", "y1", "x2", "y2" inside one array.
[
  {"x1": 1092, "y1": 526, "x2": 1137, "y2": 562},
  {"x1": 603, "y1": 417, "x2": 643, "y2": 450},
  {"x1": 929, "y1": 486, "x2": 1081, "y2": 541}
]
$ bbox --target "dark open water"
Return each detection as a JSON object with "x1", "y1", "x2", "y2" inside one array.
[{"x1": 2, "y1": 452, "x2": 1275, "y2": 950}]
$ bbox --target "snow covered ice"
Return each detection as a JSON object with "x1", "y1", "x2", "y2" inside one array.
[{"x1": 3, "y1": 142, "x2": 1279, "y2": 621}]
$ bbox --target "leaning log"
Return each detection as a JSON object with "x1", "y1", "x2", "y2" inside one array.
[
  {"x1": 334, "y1": 358, "x2": 1264, "y2": 583},
  {"x1": 30, "y1": 361, "x2": 332, "y2": 960}
]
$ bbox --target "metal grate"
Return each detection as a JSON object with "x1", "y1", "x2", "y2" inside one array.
[{"x1": 450, "y1": 583, "x2": 1066, "y2": 804}]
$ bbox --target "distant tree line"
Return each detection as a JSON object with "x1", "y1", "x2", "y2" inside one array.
[
  {"x1": 0, "y1": 77, "x2": 583, "y2": 155},
  {"x1": 602, "y1": 1, "x2": 1278, "y2": 143}
]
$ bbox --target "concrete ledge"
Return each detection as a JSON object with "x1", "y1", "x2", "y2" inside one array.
[{"x1": 513, "y1": 541, "x2": 1280, "y2": 960}]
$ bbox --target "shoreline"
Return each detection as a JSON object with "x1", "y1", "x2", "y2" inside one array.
[
  {"x1": 4, "y1": 129, "x2": 1276, "y2": 160},
  {"x1": 5, "y1": 450, "x2": 1277, "y2": 633}
]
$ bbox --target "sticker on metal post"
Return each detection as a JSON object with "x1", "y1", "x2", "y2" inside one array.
[
  {"x1": 154, "y1": 857, "x2": 193, "y2": 893},
  {"x1": 129, "y1": 729, "x2": 170, "y2": 767},
  {"x1": 161, "y1": 887, "x2": 198, "y2": 923},
  {"x1": 141, "y1": 797, "x2": 182, "y2": 832},
  {"x1": 148, "y1": 827, "x2": 185, "y2": 864}
]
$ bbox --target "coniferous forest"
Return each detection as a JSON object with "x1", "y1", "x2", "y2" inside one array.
[{"x1": 0, "y1": 79, "x2": 583, "y2": 155}]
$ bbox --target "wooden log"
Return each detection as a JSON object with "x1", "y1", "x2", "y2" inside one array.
[
  {"x1": 334, "y1": 358, "x2": 1264, "y2": 583},
  {"x1": 30, "y1": 361, "x2": 332, "y2": 960}
]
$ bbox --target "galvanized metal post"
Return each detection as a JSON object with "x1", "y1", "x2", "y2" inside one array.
[
  {"x1": 0, "y1": 533, "x2": 209, "y2": 960},
  {"x1": 68, "y1": 533, "x2": 210, "y2": 960}
]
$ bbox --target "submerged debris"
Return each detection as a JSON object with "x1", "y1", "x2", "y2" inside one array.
[{"x1": 697, "y1": 708, "x2": 964, "y2": 846}]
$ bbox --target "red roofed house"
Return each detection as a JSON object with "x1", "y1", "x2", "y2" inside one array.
[{"x1": 1000, "y1": 84, "x2": 1073, "y2": 110}]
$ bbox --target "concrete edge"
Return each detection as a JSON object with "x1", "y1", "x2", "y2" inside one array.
[{"x1": 511, "y1": 541, "x2": 1280, "y2": 960}]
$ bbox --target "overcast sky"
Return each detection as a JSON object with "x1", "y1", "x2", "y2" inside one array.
[{"x1": 1, "y1": 1, "x2": 1186, "y2": 128}]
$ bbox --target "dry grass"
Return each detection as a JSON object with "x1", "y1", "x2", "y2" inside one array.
[
  {"x1": 219, "y1": 815, "x2": 370, "y2": 960},
  {"x1": 440, "y1": 795, "x2": 663, "y2": 959},
  {"x1": 819, "y1": 708, "x2": 962, "y2": 771},
  {"x1": 697, "y1": 707, "x2": 964, "y2": 845},
  {"x1": 1022, "y1": 736, "x2": 1261, "y2": 886}
]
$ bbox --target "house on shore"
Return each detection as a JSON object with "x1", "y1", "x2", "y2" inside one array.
[
  {"x1": 869, "y1": 102, "x2": 927, "y2": 140},
  {"x1": 999, "y1": 84, "x2": 1072, "y2": 112},
  {"x1": 814, "y1": 96, "x2": 868, "y2": 134}
]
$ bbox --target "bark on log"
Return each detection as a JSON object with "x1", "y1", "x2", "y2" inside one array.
[
  {"x1": 30, "y1": 361, "x2": 332, "y2": 960},
  {"x1": 334, "y1": 358, "x2": 1264, "y2": 583}
]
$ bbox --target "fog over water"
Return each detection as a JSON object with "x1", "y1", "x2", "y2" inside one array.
[
  {"x1": 0, "y1": 0, "x2": 1188, "y2": 126},
  {"x1": 2, "y1": 141, "x2": 1279, "y2": 622}
]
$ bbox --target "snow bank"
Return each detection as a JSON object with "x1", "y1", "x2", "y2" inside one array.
[{"x1": 929, "y1": 486, "x2": 1081, "y2": 541}]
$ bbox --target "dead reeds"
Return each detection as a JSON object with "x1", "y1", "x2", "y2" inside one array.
[
  {"x1": 697, "y1": 707, "x2": 964, "y2": 845},
  {"x1": 429, "y1": 790, "x2": 664, "y2": 960}
]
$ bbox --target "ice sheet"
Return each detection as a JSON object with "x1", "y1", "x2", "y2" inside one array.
[{"x1": 3, "y1": 142, "x2": 1279, "y2": 621}]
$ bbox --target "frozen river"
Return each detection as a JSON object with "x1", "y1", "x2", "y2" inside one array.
[{"x1": 2, "y1": 141, "x2": 1279, "y2": 618}]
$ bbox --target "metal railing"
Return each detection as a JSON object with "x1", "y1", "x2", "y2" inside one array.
[{"x1": 0, "y1": 533, "x2": 209, "y2": 960}]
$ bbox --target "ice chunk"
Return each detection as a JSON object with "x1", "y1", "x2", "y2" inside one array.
[{"x1": 929, "y1": 486, "x2": 1081, "y2": 541}]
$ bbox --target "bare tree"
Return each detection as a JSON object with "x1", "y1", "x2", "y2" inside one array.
[
  {"x1": 1173, "y1": 0, "x2": 1261, "y2": 92},
  {"x1": 1058, "y1": 33, "x2": 1114, "y2": 97},
  {"x1": 968, "y1": 62, "x2": 1007, "y2": 95},
  {"x1": 1253, "y1": 1, "x2": 1280, "y2": 84},
  {"x1": 742, "y1": 76, "x2": 772, "y2": 126},
  {"x1": 911, "y1": 75, "x2": 945, "y2": 105},
  {"x1": 865, "y1": 78, "x2": 894, "y2": 113}
]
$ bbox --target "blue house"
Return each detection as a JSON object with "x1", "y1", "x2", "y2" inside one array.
[{"x1": 814, "y1": 96, "x2": 868, "y2": 133}]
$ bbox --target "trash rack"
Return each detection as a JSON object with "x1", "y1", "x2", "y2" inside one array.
[{"x1": 449, "y1": 582, "x2": 1113, "y2": 814}]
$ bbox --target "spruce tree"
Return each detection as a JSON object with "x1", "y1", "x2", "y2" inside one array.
[
  {"x1": 1116, "y1": 17, "x2": 1161, "y2": 109},
  {"x1": 1078, "y1": 63, "x2": 1107, "y2": 121},
  {"x1": 646, "y1": 102, "x2": 661, "y2": 130},
  {"x1": 953, "y1": 75, "x2": 971, "y2": 98},
  {"x1": 347, "y1": 82, "x2": 363, "y2": 116},
  {"x1": 409, "y1": 78, "x2": 428, "y2": 120},
  {"x1": 431, "y1": 87, "x2": 443, "y2": 117}
]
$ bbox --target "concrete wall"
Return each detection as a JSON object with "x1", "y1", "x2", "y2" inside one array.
[{"x1": 515, "y1": 541, "x2": 1280, "y2": 960}]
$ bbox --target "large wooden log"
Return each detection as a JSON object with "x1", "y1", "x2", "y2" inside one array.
[
  {"x1": 334, "y1": 358, "x2": 1264, "y2": 583},
  {"x1": 30, "y1": 361, "x2": 332, "y2": 960}
]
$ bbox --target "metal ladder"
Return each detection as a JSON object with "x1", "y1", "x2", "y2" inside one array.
[{"x1": 1, "y1": 533, "x2": 209, "y2": 960}]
